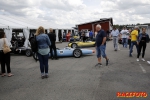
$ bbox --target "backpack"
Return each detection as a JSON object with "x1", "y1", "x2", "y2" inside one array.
[{"x1": 30, "y1": 36, "x2": 38, "y2": 52}]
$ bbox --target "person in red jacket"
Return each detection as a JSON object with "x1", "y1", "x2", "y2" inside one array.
[{"x1": 66, "y1": 31, "x2": 71, "y2": 42}]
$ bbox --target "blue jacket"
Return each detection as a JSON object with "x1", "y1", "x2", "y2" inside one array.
[
  {"x1": 89, "y1": 31, "x2": 93, "y2": 37},
  {"x1": 36, "y1": 33, "x2": 51, "y2": 49},
  {"x1": 138, "y1": 33, "x2": 150, "y2": 43}
]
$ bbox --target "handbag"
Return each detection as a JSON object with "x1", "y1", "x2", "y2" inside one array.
[{"x1": 3, "y1": 38, "x2": 11, "y2": 54}]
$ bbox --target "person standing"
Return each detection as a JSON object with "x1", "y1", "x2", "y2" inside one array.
[
  {"x1": 0, "y1": 31, "x2": 13, "y2": 77},
  {"x1": 66, "y1": 31, "x2": 71, "y2": 42},
  {"x1": 85, "y1": 30, "x2": 89, "y2": 41},
  {"x1": 120, "y1": 27, "x2": 128, "y2": 48},
  {"x1": 111, "y1": 26, "x2": 120, "y2": 51},
  {"x1": 78, "y1": 31, "x2": 82, "y2": 41},
  {"x1": 127, "y1": 29, "x2": 132, "y2": 49},
  {"x1": 129, "y1": 26, "x2": 139, "y2": 57},
  {"x1": 89, "y1": 30, "x2": 93, "y2": 40},
  {"x1": 136, "y1": 28, "x2": 149, "y2": 61},
  {"x1": 48, "y1": 28, "x2": 58, "y2": 60},
  {"x1": 95, "y1": 24, "x2": 109, "y2": 67},
  {"x1": 36, "y1": 26, "x2": 51, "y2": 79},
  {"x1": 58, "y1": 31, "x2": 62, "y2": 42}
]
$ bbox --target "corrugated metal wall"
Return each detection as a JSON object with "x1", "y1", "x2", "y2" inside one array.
[{"x1": 78, "y1": 22, "x2": 110, "y2": 32}]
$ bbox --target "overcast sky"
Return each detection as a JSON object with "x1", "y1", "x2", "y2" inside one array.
[{"x1": 0, "y1": 0, "x2": 150, "y2": 28}]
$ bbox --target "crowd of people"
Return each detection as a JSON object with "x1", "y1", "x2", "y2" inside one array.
[
  {"x1": 111, "y1": 26, "x2": 150, "y2": 62},
  {"x1": 78, "y1": 30, "x2": 94, "y2": 42},
  {"x1": 0, "y1": 25, "x2": 150, "y2": 79}
]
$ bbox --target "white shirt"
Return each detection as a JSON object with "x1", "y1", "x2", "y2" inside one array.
[
  {"x1": 85, "y1": 32, "x2": 89, "y2": 37},
  {"x1": 111, "y1": 29, "x2": 119, "y2": 37},
  {"x1": 120, "y1": 29, "x2": 128, "y2": 38},
  {"x1": 0, "y1": 38, "x2": 11, "y2": 50},
  {"x1": 95, "y1": 32, "x2": 97, "y2": 37}
]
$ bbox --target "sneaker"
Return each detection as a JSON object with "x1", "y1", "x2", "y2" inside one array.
[
  {"x1": 55, "y1": 58, "x2": 59, "y2": 60},
  {"x1": 41, "y1": 75, "x2": 45, "y2": 79},
  {"x1": 95, "y1": 63, "x2": 102, "y2": 67},
  {"x1": 137, "y1": 58, "x2": 139, "y2": 62},
  {"x1": 45, "y1": 75, "x2": 49, "y2": 78},
  {"x1": 141, "y1": 58, "x2": 145, "y2": 62},
  {"x1": 147, "y1": 61, "x2": 150, "y2": 64},
  {"x1": 129, "y1": 54, "x2": 132, "y2": 57},
  {"x1": 106, "y1": 59, "x2": 109, "y2": 66}
]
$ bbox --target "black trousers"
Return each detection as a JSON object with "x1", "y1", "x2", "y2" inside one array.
[
  {"x1": 59, "y1": 37, "x2": 62, "y2": 42},
  {"x1": 128, "y1": 39, "x2": 131, "y2": 49},
  {"x1": 137, "y1": 42, "x2": 147, "y2": 58},
  {"x1": 83, "y1": 36, "x2": 87, "y2": 42},
  {"x1": 50, "y1": 44, "x2": 57, "y2": 58},
  {"x1": 0, "y1": 51, "x2": 11, "y2": 73}
]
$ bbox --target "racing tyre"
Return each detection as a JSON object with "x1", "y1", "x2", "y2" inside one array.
[
  {"x1": 73, "y1": 49, "x2": 82, "y2": 58},
  {"x1": 26, "y1": 49, "x2": 32, "y2": 57},
  {"x1": 71, "y1": 43, "x2": 77, "y2": 48}
]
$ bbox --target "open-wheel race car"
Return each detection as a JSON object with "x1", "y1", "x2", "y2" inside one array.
[
  {"x1": 68, "y1": 41, "x2": 95, "y2": 48},
  {"x1": 33, "y1": 47, "x2": 95, "y2": 60},
  {"x1": 11, "y1": 32, "x2": 32, "y2": 57}
]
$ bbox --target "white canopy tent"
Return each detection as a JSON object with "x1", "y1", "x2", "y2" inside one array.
[
  {"x1": 23, "y1": 28, "x2": 30, "y2": 48},
  {"x1": 0, "y1": 15, "x2": 75, "y2": 46},
  {"x1": 4, "y1": 28, "x2": 12, "y2": 46}
]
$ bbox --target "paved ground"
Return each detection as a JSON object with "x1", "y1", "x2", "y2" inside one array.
[{"x1": 0, "y1": 41, "x2": 150, "y2": 100}]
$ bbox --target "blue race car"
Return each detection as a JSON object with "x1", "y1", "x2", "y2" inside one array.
[{"x1": 33, "y1": 47, "x2": 95, "y2": 60}]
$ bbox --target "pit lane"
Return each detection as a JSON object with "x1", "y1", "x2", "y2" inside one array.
[{"x1": 0, "y1": 41, "x2": 150, "y2": 100}]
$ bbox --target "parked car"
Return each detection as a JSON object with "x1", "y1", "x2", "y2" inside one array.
[
  {"x1": 11, "y1": 32, "x2": 32, "y2": 57},
  {"x1": 68, "y1": 41, "x2": 95, "y2": 48}
]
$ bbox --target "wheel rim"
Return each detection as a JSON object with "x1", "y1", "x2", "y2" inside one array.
[
  {"x1": 74, "y1": 50, "x2": 81, "y2": 57},
  {"x1": 26, "y1": 50, "x2": 31, "y2": 56},
  {"x1": 72, "y1": 44, "x2": 77, "y2": 48}
]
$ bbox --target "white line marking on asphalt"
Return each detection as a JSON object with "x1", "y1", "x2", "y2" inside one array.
[{"x1": 139, "y1": 64, "x2": 146, "y2": 73}]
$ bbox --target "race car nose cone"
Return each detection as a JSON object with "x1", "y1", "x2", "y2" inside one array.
[{"x1": 93, "y1": 50, "x2": 95, "y2": 53}]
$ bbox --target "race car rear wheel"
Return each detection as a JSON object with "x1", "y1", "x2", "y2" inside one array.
[
  {"x1": 73, "y1": 49, "x2": 82, "y2": 58},
  {"x1": 71, "y1": 43, "x2": 77, "y2": 48},
  {"x1": 26, "y1": 49, "x2": 32, "y2": 57}
]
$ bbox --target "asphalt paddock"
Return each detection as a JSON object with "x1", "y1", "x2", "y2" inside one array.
[{"x1": 0, "y1": 41, "x2": 150, "y2": 100}]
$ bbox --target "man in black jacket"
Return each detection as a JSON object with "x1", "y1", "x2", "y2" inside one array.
[
  {"x1": 48, "y1": 28, "x2": 58, "y2": 60},
  {"x1": 58, "y1": 31, "x2": 62, "y2": 42}
]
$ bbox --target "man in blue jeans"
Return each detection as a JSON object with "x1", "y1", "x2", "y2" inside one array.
[
  {"x1": 129, "y1": 26, "x2": 139, "y2": 57},
  {"x1": 95, "y1": 24, "x2": 109, "y2": 67}
]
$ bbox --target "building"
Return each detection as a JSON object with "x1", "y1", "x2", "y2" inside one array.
[{"x1": 76, "y1": 18, "x2": 113, "y2": 32}]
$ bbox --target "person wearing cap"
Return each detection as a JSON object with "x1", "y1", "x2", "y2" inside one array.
[
  {"x1": 111, "y1": 26, "x2": 120, "y2": 51},
  {"x1": 120, "y1": 27, "x2": 128, "y2": 48},
  {"x1": 129, "y1": 26, "x2": 139, "y2": 57}
]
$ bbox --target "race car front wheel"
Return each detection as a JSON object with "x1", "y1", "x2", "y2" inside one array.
[
  {"x1": 71, "y1": 43, "x2": 77, "y2": 48},
  {"x1": 26, "y1": 49, "x2": 32, "y2": 57},
  {"x1": 73, "y1": 49, "x2": 82, "y2": 58}
]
